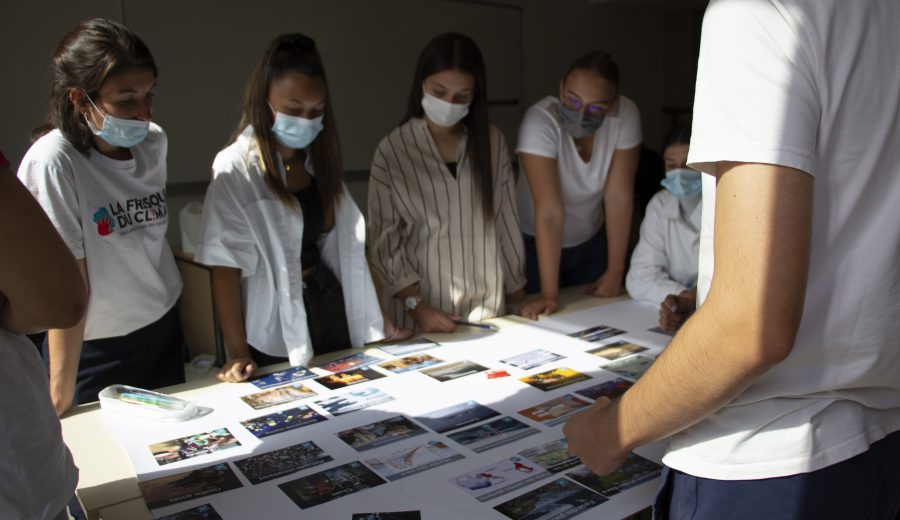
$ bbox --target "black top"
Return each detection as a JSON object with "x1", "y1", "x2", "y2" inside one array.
[
  {"x1": 446, "y1": 162, "x2": 458, "y2": 177},
  {"x1": 293, "y1": 176, "x2": 323, "y2": 269}
]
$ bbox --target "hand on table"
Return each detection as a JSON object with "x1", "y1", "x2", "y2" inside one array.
[
  {"x1": 585, "y1": 270, "x2": 625, "y2": 298},
  {"x1": 218, "y1": 355, "x2": 257, "y2": 382},
  {"x1": 563, "y1": 397, "x2": 631, "y2": 476},
  {"x1": 382, "y1": 320, "x2": 414, "y2": 343},
  {"x1": 520, "y1": 294, "x2": 559, "y2": 320},
  {"x1": 659, "y1": 288, "x2": 697, "y2": 332},
  {"x1": 410, "y1": 304, "x2": 459, "y2": 333}
]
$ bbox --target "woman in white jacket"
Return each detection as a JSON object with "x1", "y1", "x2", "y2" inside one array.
[
  {"x1": 625, "y1": 125, "x2": 700, "y2": 312},
  {"x1": 196, "y1": 33, "x2": 408, "y2": 382}
]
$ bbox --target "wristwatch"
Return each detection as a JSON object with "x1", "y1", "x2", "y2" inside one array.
[{"x1": 403, "y1": 295, "x2": 423, "y2": 312}]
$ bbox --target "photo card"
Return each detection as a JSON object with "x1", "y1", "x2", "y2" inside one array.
[
  {"x1": 278, "y1": 461, "x2": 386, "y2": 509},
  {"x1": 518, "y1": 394, "x2": 592, "y2": 427},
  {"x1": 317, "y1": 352, "x2": 382, "y2": 373},
  {"x1": 414, "y1": 400, "x2": 501, "y2": 434},
  {"x1": 449, "y1": 455, "x2": 550, "y2": 502},
  {"x1": 149, "y1": 428, "x2": 241, "y2": 466},
  {"x1": 493, "y1": 477, "x2": 607, "y2": 520},
  {"x1": 232, "y1": 441, "x2": 332, "y2": 485},
  {"x1": 365, "y1": 440, "x2": 465, "y2": 481},
  {"x1": 240, "y1": 383, "x2": 316, "y2": 410},
  {"x1": 519, "y1": 367, "x2": 591, "y2": 392},
  {"x1": 420, "y1": 360, "x2": 490, "y2": 382},
  {"x1": 500, "y1": 349, "x2": 564, "y2": 371},
  {"x1": 601, "y1": 355, "x2": 655, "y2": 380},
  {"x1": 239, "y1": 405, "x2": 327, "y2": 439},
  {"x1": 518, "y1": 438, "x2": 580, "y2": 474},
  {"x1": 315, "y1": 387, "x2": 395, "y2": 417},
  {"x1": 156, "y1": 503, "x2": 223, "y2": 520},
  {"x1": 352, "y1": 512, "x2": 422, "y2": 520},
  {"x1": 574, "y1": 378, "x2": 633, "y2": 401},
  {"x1": 248, "y1": 366, "x2": 316, "y2": 390},
  {"x1": 138, "y1": 463, "x2": 242, "y2": 509},
  {"x1": 377, "y1": 353, "x2": 444, "y2": 374},
  {"x1": 314, "y1": 366, "x2": 386, "y2": 390},
  {"x1": 565, "y1": 452, "x2": 662, "y2": 497},
  {"x1": 568, "y1": 324, "x2": 626, "y2": 343},
  {"x1": 378, "y1": 338, "x2": 440, "y2": 356},
  {"x1": 337, "y1": 415, "x2": 427, "y2": 452},
  {"x1": 586, "y1": 340, "x2": 649, "y2": 361},
  {"x1": 447, "y1": 416, "x2": 540, "y2": 453}
]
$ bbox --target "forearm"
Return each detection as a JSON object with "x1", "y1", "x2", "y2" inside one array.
[
  {"x1": 615, "y1": 302, "x2": 777, "y2": 449},
  {"x1": 603, "y1": 194, "x2": 633, "y2": 274},
  {"x1": 534, "y1": 217, "x2": 563, "y2": 297},
  {"x1": 47, "y1": 320, "x2": 86, "y2": 406},
  {"x1": 211, "y1": 267, "x2": 249, "y2": 359}
]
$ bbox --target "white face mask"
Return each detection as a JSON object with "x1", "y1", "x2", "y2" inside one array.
[{"x1": 421, "y1": 89, "x2": 469, "y2": 128}]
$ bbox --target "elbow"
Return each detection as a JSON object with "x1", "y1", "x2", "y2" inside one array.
[
  {"x1": 51, "y1": 283, "x2": 88, "y2": 329},
  {"x1": 535, "y1": 207, "x2": 564, "y2": 230}
]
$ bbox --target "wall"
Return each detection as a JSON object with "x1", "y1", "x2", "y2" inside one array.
[{"x1": 1, "y1": 0, "x2": 705, "y2": 249}]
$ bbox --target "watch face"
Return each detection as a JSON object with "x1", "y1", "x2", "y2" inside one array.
[{"x1": 404, "y1": 296, "x2": 420, "y2": 311}]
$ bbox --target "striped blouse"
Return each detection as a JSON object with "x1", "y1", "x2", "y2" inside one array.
[{"x1": 367, "y1": 118, "x2": 526, "y2": 329}]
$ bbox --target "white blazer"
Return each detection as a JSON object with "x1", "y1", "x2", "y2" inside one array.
[
  {"x1": 195, "y1": 126, "x2": 384, "y2": 366},
  {"x1": 625, "y1": 190, "x2": 701, "y2": 307}
]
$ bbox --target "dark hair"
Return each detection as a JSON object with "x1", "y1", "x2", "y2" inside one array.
[
  {"x1": 237, "y1": 33, "x2": 342, "y2": 213},
  {"x1": 563, "y1": 50, "x2": 620, "y2": 97},
  {"x1": 403, "y1": 33, "x2": 493, "y2": 216},
  {"x1": 664, "y1": 123, "x2": 692, "y2": 150},
  {"x1": 34, "y1": 18, "x2": 157, "y2": 154}
]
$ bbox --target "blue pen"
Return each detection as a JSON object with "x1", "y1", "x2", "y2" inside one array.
[{"x1": 455, "y1": 321, "x2": 498, "y2": 331}]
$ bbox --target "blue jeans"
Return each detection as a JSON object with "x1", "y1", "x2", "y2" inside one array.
[
  {"x1": 654, "y1": 429, "x2": 900, "y2": 520},
  {"x1": 523, "y1": 229, "x2": 608, "y2": 294}
]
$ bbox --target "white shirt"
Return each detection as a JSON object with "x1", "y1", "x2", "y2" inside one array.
[
  {"x1": 664, "y1": 0, "x2": 900, "y2": 480},
  {"x1": 515, "y1": 95, "x2": 642, "y2": 247},
  {"x1": 625, "y1": 190, "x2": 700, "y2": 307},
  {"x1": 0, "y1": 329, "x2": 78, "y2": 519},
  {"x1": 17, "y1": 126, "x2": 182, "y2": 340},
  {"x1": 195, "y1": 126, "x2": 384, "y2": 366}
]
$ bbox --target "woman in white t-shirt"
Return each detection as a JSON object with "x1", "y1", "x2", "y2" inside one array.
[
  {"x1": 626, "y1": 125, "x2": 701, "y2": 313},
  {"x1": 17, "y1": 19, "x2": 184, "y2": 416},
  {"x1": 517, "y1": 51, "x2": 642, "y2": 319},
  {"x1": 196, "y1": 34, "x2": 408, "y2": 382}
]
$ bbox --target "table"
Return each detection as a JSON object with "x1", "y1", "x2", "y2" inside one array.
[{"x1": 61, "y1": 288, "x2": 658, "y2": 519}]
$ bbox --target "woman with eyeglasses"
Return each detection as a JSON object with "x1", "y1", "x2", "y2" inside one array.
[
  {"x1": 195, "y1": 33, "x2": 408, "y2": 382},
  {"x1": 516, "y1": 51, "x2": 642, "y2": 320},
  {"x1": 17, "y1": 18, "x2": 184, "y2": 416},
  {"x1": 367, "y1": 33, "x2": 526, "y2": 332}
]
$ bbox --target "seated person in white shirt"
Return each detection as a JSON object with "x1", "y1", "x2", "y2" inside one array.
[
  {"x1": 625, "y1": 125, "x2": 700, "y2": 328},
  {"x1": 195, "y1": 33, "x2": 409, "y2": 382}
]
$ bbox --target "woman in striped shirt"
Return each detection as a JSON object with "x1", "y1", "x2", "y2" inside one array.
[{"x1": 367, "y1": 33, "x2": 526, "y2": 332}]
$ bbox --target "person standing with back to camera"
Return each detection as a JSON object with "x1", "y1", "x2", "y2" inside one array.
[{"x1": 516, "y1": 51, "x2": 642, "y2": 320}]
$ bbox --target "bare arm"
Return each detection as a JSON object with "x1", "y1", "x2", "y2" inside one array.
[
  {"x1": 0, "y1": 166, "x2": 86, "y2": 333},
  {"x1": 565, "y1": 162, "x2": 813, "y2": 474},
  {"x1": 519, "y1": 153, "x2": 564, "y2": 320},
  {"x1": 211, "y1": 265, "x2": 256, "y2": 382},
  {"x1": 587, "y1": 145, "x2": 639, "y2": 297},
  {"x1": 46, "y1": 260, "x2": 89, "y2": 415}
]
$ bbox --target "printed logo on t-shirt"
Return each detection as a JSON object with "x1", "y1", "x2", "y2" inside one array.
[
  {"x1": 92, "y1": 207, "x2": 116, "y2": 236},
  {"x1": 93, "y1": 190, "x2": 168, "y2": 237}
]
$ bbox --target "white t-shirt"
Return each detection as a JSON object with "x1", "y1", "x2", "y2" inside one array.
[
  {"x1": 664, "y1": 0, "x2": 900, "y2": 480},
  {"x1": 0, "y1": 329, "x2": 77, "y2": 519},
  {"x1": 516, "y1": 95, "x2": 642, "y2": 247},
  {"x1": 625, "y1": 190, "x2": 700, "y2": 307},
  {"x1": 195, "y1": 126, "x2": 384, "y2": 366},
  {"x1": 17, "y1": 126, "x2": 182, "y2": 340}
]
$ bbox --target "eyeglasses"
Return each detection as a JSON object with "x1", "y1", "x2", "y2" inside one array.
[{"x1": 561, "y1": 94, "x2": 610, "y2": 116}]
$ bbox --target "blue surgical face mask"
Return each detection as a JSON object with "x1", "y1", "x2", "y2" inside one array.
[
  {"x1": 83, "y1": 91, "x2": 150, "y2": 148},
  {"x1": 558, "y1": 102, "x2": 606, "y2": 138},
  {"x1": 270, "y1": 106, "x2": 324, "y2": 149},
  {"x1": 660, "y1": 168, "x2": 702, "y2": 199}
]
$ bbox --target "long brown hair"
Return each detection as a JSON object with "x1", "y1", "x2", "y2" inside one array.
[
  {"x1": 34, "y1": 18, "x2": 157, "y2": 154},
  {"x1": 404, "y1": 33, "x2": 493, "y2": 217},
  {"x1": 237, "y1": 33, "x2": 341, "y2": 213}
]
